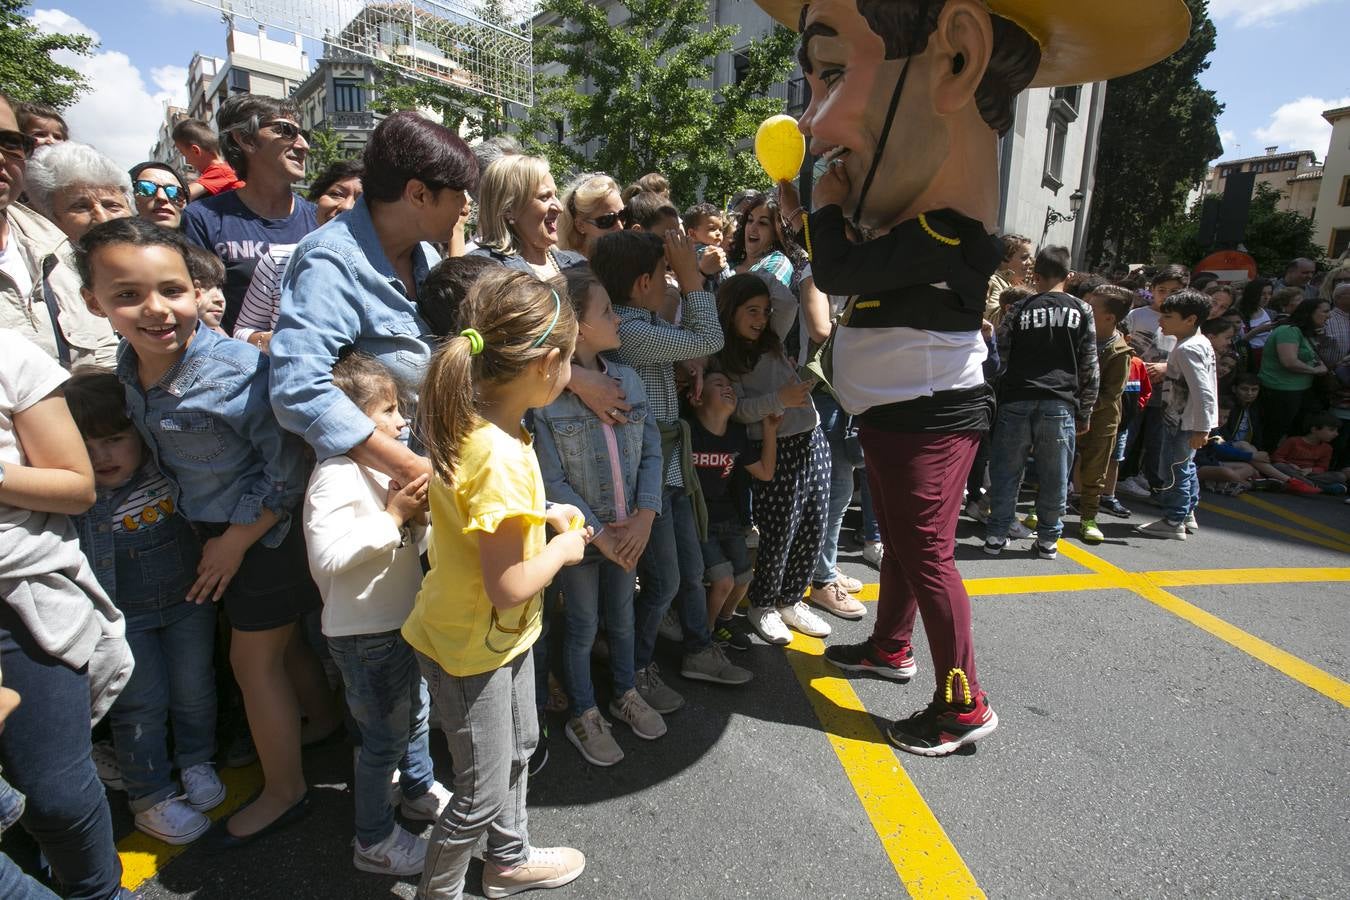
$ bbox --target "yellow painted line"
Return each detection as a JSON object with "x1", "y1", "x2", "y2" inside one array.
[
  {"x1": 785, "y1": 634, "x2": 985, "y2": 899},
  {"x1": 962, "y1": 573, "x2": 1118, "y2": 596},
  {"x1": 1237, "y1": 493, "x2": 1350, "y2": 547},
  {"x1": 1144, "y1": 567, "x2": 1350, "y2": 587},
  {"x1": 1197, "y1": 502, "x2": 1350, "y2": 554},
  {"x1": 118, "y1": 763, "x2": 262, "y2": 891},
  {"x1": 1057, "y1": 542, "x2": 1350, "y2": 708}
]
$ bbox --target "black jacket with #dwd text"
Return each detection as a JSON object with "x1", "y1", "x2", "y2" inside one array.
[{"x1": 995, "y1": 290, "x2": 1100, "y2": 422}]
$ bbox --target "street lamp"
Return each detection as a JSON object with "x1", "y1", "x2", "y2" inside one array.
[{"x1": 1045, "y1": 188, "x2": 1086, "y2": 229}]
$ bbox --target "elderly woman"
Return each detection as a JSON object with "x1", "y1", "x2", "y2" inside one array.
[
  {"x1": 182, "y1": 93, "x2": 317, "y2": 334},
  {"x1": 557, "y1": 172, "x2": 626, "y2": 259},
  {"x1": 469, "y1": 154, "x2": 583, "y2": 276},
  {"x1": 233, "y1": 159, "x2": 364, "y2": 350},
  {"x1": 24, "y1": 141, "x2": 132, "y2": 243},
  {"x1": 128, "y1": 161, "x2": 189, "y2": 230}
]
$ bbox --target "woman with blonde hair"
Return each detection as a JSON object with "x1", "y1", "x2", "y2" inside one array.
[
  {"x1": 469, "y1": 155, "x2": 583, "y2": 278},
  {"x1": 556, "y1": 172, "x2": 625, "y2": 259}
]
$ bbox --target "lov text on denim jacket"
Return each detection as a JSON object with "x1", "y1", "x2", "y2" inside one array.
[
  {"x1": 75, "y1": 463, "x2": 202, "y2": 614},
  {"x1": 270, "y1": 197, "x2": 438, "y2": 460},
  {"x1": 117, "y1": 322, "x2": 307, "y2": 548},
  {"x1": 532, "y1": 360, "x2": 663, "y2": 533}
]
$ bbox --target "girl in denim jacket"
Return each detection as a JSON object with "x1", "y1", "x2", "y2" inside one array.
[{"x1": 533, "y1": 268, "x2": 666, "y2": 767}]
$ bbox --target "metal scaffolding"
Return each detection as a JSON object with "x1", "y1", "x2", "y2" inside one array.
[{"x1": 186, "y1": 0, "x2": 535, "y2": 106}]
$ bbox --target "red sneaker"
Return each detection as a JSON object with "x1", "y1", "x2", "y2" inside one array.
[
  {"x1": 1284, "y1": 478, "x2": 1322, "y2": 496},
  {"x1": 886, "y1": 692, "x2": 998, "y2": 757},
  {"x1": 823, "y1": 641, "x2": 917, "y2": 681}
]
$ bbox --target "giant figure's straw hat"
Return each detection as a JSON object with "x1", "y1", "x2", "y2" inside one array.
[{"x1": 754, "y1": 0, "x2": 1192, "y2": 88}]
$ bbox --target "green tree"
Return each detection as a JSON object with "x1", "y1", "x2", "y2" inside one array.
[
  {"x1": 1154, "y1": 182, "x2": 1324, "y2": 274},
  {"x1": 0, "y1": 0, "x2": 94, "y2": 109},
  {"x1": 305, "y1": 123, "x2": 349, "y2": 176},
  {"x1": 518, "y1": 0, "x2": 799, "y2": 203},
  {"x1": 1084, "y1": 0, "x2": 1223, "y2": 266},
  {"x1": 369, "y1": 65, "x2": 505, "y2": 141}
]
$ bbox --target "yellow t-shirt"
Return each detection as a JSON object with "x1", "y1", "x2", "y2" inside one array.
[{"x1": 402, "y1": 422, "x2": 546, "y2": 677}]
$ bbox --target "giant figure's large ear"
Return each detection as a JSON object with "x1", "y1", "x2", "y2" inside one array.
[{"x1": 929, "y1": 0, "x2": 994, "y2": 118}]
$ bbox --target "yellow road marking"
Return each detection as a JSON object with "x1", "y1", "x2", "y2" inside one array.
[
  {"x1": 1057, "y1": 543, "x2": 1350, "y2": 708},
  {"x1": 1197, "y1": 502, "x2": 1350, "y2": 554},
  {"x1": 963, "y1": 573, "x2": 1117, "y2": 595},
  {"x1": 1144, "y1": 567, "x2": 1350, "y2": 587},
  {"x1": 1237, "y1": 494, "x2": 1350, "y2": 547},
  {"x1": 119, "y1": 763, "x2": 262, "y2": 891},
  {"x1": 785, "y1": 635, "x2": 985, "y2": 900}
]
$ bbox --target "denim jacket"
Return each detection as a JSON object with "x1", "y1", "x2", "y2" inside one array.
[
  {"x1": 533, "y1": 360, "x2": 662, "y2": 532},
  {"x1": 0, "y1": 772, "x2": 23, "y2": 836},
  {"x1": 270, "y1": 197, "x2": 438, "y2": 460},
  {"x1": 117, "y1": 323, "x2": 307, "y2": 547},
  {"x1": 75, "y1": 463, "x2": 201, "y2": 615}
]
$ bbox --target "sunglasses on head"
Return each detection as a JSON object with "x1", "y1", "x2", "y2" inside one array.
[
  {"x1": 133, "y1": 179, "x2": 186, "y2": 203},
  {"x1": 588, "y1": 209, "x2": 628, "y2": 230},
  {"x1": 0, "y1": 129, "x2": 37, "y2": 161}
]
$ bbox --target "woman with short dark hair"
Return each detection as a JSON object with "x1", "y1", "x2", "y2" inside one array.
[
  {"x1": 128, "y1": 161, "x2": 189, "y2": 230},
  {"x1": 182, "y1": 94, "x2": 317, "y2": 333},
  {"x1": 270, "y1": 110, "x2": 478, "y2": 486}
]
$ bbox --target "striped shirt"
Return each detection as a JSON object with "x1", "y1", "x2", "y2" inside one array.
[{"x1": 232, "y1": 243, "x2": 296, "y2": 343}]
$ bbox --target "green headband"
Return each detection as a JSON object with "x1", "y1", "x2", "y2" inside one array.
[{"x1": 531, "y1": 289, "x2": 562, "y2": 349}]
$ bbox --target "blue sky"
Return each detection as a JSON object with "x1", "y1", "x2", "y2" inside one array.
[{"x1": 27, "y1": 0, "x2": 1350, "y2": 170}]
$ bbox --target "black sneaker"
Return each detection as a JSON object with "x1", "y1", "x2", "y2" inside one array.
[
  {"x1": 886, "y1": 692, "x2": 999, "y2": 757},
  {"x1": 712, "y1": 618, "x2": 752, "y2": 652},
  {"x1": 823, "y1": 641, "x2": 917, "y2": 681},
  {"x1": 1098, "y1": 496, "x2": 1132, "y2": 519},
  {"x1": 982, "y1": 537, "x2": 1006, "y2": 557},
  {"x1": 1034, "y1": 540, "x2": 1058, "y2": 560},
  {"x1": 529, "y1": 716, "x2": 549, "y2": 777}
]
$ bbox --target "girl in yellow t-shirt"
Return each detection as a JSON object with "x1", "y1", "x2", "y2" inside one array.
[{"x1": 403, "y1": 268, "x2": 592, "y2": 898}]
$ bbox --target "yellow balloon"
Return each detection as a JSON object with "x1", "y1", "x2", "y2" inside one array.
[{"x1": 755, "y1": 115, "x2": 805, "y2": 183}]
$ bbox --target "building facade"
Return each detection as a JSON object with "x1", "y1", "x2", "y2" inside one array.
[
  {"x1": 185, "y1": 24, "x2": 310, "y2": 128},
  {"x1": 1313, "y1": 105, "x2": 1350, "y2": 260},
  {"x1": 292, "y1": 50, "x2": 383, "y2": 168},
  {"x1": 148, "y1": 105, "x2": 191, "y2": 170},
  {"x1": 1199, "y1": 147, "x2": 1323, "y2": 220}
]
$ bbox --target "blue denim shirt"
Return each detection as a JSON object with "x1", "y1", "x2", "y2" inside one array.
[
  {"x1": 270, "y1": 197, "x2": 438, "y2": 459},
  {"x1": 533, "y1": 360, "x2": 662, "y2": 532},
  {"x1": 117, "y1": 323, "x2": 307, "y2": 547},
  {"x1": 74, "y1": 463, "x2": 201, "y2": 616},
  {"x1": 0, "y1": 773, "x2": 24, "y2": 835}
]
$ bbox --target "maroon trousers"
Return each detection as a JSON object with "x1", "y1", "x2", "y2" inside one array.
[{"x1": 861, "y1": 427, "x2": 982, "y2": 699}]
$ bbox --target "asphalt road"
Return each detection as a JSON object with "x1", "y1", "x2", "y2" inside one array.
[{"x1": 77, "y1": 490, "x2": 1350, "y2": 897}]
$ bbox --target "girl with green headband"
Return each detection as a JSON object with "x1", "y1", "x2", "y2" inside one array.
[{"x1": 402, "y1": 267, "x2": 592, "y2": 897}]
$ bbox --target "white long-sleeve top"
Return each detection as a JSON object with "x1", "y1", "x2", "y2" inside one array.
[{"x1": 303, "y1": 455, "x2": 427, "y2": 638}]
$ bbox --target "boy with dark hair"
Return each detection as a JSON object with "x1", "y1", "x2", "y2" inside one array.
[
  {"x1": 626, "y1": 191, "x2": 682, "y2": 234},
  {"x1": 183, "y1": 244, "x2": 228, "y2": 334},
  {"x1": 1272, "y1": 414, "x2": 1349, "y2": 494},
  {"x1": 590, "y1": 228, "x2": 747, "y2": 707},
  {"x1": 1119, "y1": 263, "x2": 1188, "y2": 500},
  {"x1": 985, "y1": 247, "x2": 1099, "y2": 559},
  {"x1": 1136, "y1": 289, "x2": 1217, "y2": 538},
  {"x1": 1076, "y1": 285, "x2": 1133, "y2": 543},
  {"x1": 171, "y1": 118, "x2": 243, "y2": 200},
  {"x1": 416, "y1": 255, "x2": 498, "y2": 339}
]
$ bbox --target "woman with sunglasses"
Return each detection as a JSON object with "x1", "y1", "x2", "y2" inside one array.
[
  {"x1": 128, "y1": 161, "x2": 189, "y2": 230},
  {"x1": 182, "y1": 94, "x2": 317, "y2": 335},
  {"x1": 557, "y1": 172, "x2": 626, "y2": 260}
]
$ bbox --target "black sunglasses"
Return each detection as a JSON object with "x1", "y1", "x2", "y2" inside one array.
[
  {"x1": 0, "y1": 129, "x2": 37, "y2": 161},
  {"x1": 261, "y1": 120, "x2": 308, "y2": 143},
  {"x1": 133, "y1": 179, "x2": 186, "y2": 203},
  {"x1": 588, "y1": 209, "x2": 628, "y2": 230}
]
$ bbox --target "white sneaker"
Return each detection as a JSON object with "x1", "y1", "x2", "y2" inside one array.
[
  {"x1": 657, "y1": 610, "x2": 683, "y2": 642},
  {"x1": 746, "y1": 606, "x2": 791, "y2": 645},
  {"x1": 134, "y1": 795, "x2": 210, "y2": 845},
  {"x1": 1007, "y1": 520, "x2": 1033, "y2": 540},
  {"x1": 92, "y1": 739, "x2": 123, "y2": 792},
  {"x1": 353, "y1": 825, "x2": 428, "y2": 876},
  {"x1": 1135, "y1": 518, "x2": 1187, "y2": 540},
  {"x1": 779, "y1": 601, "x2": 831, "y2": 637},
  {"x1": 400, "y1": 780, "x2": 452, "y2": 822},
  {"x1": 861, "y1": 541, "x2": 884, "y2": 569},
  {"x1": 180, "y1": 762, "x2": 225, "y2": 812},
  {"x1": 1184, "y1": 512, "x2": 1199, "y2": 533}
]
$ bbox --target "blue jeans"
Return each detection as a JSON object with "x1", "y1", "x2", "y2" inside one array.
[
  {"x1": 634, "y1": 488, "x2": 711, "y2": 668},
  {"x1": 812, "y1": 392, "x2": 858, "y2": 584},
  {"x1": 0, "y1": 775, "x2": 57, "y2": 899},
  {"x1": 987, "y1": 398, "x2": 1076, "y2": 543},
  {"x1": 112, "y1": 602, "x2": 218, "y2": 812},
  {"x1": 859, "y1": 474, "x2": 880, "y2": 543},
  {"x1": 328, "y1": 631, "x2": 434, "y2": 846},
  {"x1": 0, "y1": 607, "x2": 121, "y2": 900},
  {"x1": 1157, "y1": 424, "x2": 1200, "y2": 525},
  {"x1": 555, "y1": 547, "x2": 636, "y2": 717}
]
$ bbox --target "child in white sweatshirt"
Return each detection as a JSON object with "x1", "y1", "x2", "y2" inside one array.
[{"x1": 303, "y1": 352, "x2": 450, "y2": 876}]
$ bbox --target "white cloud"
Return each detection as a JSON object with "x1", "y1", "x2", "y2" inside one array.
[
  {"x1": 1219, "y1": 129, "x2": 1237, "y2": 155},
  {"x1": 1208, "y1": 0, "x2": 1331, "y2": 28},
  {"x1": 149, "y1": 0, "x2": 219, "y2": 18},
  {"x1": 30, "y1": 8, "x2": 188, "y2": 170},
  {"x1": 1253, "y1": 95, "x2": 1350, "y2": 156}
]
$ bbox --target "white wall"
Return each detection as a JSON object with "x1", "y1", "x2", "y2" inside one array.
[{"x1": 1313, "y1": 113, "x2": 1350, "y2": 258}]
